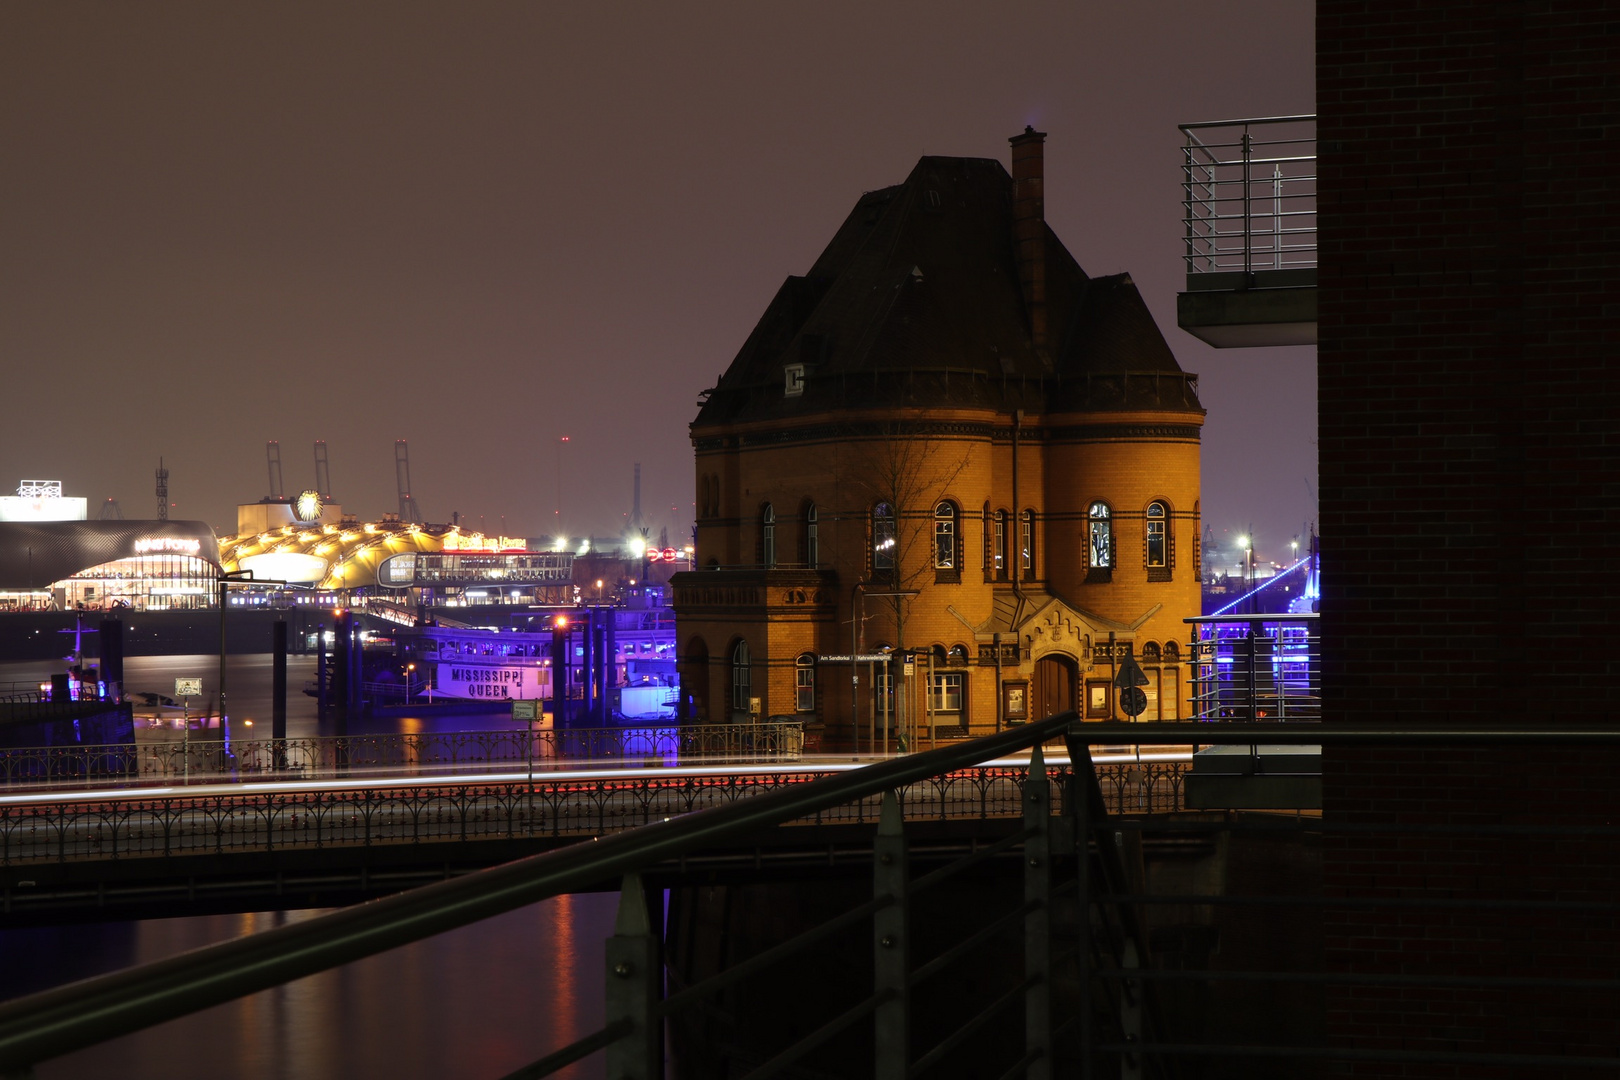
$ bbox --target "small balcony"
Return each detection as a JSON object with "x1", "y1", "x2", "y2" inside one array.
[{"x1": 1177, "y1": 115, "x2": 1316, "y2": 348}]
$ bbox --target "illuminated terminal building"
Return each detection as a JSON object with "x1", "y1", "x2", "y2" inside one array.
[
  {"x1": 0, "y1": 481, "x2": 220, "y2": 612},
  {"x1": 0, "y1": 481, "x2": 577, "y2": 614}
]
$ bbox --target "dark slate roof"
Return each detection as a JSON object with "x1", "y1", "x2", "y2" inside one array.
[
  {"x1": 0, "y1": 521, "x2": 220, "y2": 588},
  {"x1": 694, "y1": 155, "x2": 1201, "y2": 428}
]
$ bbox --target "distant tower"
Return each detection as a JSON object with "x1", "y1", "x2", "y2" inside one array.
[
  {"x1": 155, "y1": 459, "x2": 169, "y2": 521},
  {"x1": 266, "y1": 441, "x2": 284, "y2": 500},
  {"x1": 314, "y1": 440, "x2": 333, "y2": 501},
  {"x1": 98, "y1": 498, "x2": 123, "y2": 520},
  {"x1": 629, "y1": 463, "x2": 645, "y2": 533},
  {"x1": 395, "y1": 440, "x2": 422, "y2": 523}
]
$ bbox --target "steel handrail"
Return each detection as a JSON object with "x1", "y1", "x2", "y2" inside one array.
[{"x1": 0, "y1": 710, "x2": 1081, "y2": 1072}]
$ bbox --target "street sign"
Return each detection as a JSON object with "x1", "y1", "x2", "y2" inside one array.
[
  {"x1": 1120, "y1": 685, "x2": 1148, "y2": 717},
  {"x1": 1113, "y1": 655, "x2": 1150, "y2": 689},
  {"x1": 511, "y1": 699, "x2": 539, "y2": 722},
  {"x1": 817, "y1": 654, "x2": 890, "y2": 663},
  {"x1": 174, "y1": 678, "x2": 203, "y2": 698}
]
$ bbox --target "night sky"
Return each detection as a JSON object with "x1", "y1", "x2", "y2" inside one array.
[{"x1": 1, "y1": 2, "x2": 1314, "y2": 567}]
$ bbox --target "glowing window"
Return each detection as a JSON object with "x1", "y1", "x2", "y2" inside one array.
[{"x1": 1088, "y1": 502, "x2": 1113, "y2": 569}]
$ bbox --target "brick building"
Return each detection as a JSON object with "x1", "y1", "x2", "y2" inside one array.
[
  {"x1": 1318, "y1": 1, "x2": 1620, "y2": 1069},
  {"x1": 672, "y1": 130, "x2": 1203, "y2": 747}
]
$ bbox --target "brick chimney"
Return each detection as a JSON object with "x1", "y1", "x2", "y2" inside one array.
[{"x1": 1009, "y1": 125, "x2": 1048, "y2": 348}]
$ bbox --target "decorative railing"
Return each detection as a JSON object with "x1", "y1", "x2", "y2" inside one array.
[{"x1": 0, "y1": 721, "x2": 806, "y2": 788}]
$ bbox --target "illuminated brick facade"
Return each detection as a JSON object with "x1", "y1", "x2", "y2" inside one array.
[{"x1": 673, "y1": 131, "x2": 1203, "y2": 746}]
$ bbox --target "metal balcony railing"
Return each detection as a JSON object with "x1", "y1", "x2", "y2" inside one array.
[
  {"x1": 1182, "y1": 115, "x2": 1316, "y2": 283},
  {"x1": 1187, "y1": 613, "x2": 1320, "y2": 722}
]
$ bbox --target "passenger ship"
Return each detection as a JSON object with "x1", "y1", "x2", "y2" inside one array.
[{"x1": 397, "y1": 625, "x2": 554, "y2": 702}]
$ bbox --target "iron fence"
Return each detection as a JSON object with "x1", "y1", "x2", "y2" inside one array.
[
  {"x1": 1182, "y1": 115, "x2": 1316, "y2": 281},
  {"x1": 0, "y1": 759, "x2": 1192, "y2": 868},
  {"x1": 0, "y1": 721, "x2": 805, "y2": 788}
]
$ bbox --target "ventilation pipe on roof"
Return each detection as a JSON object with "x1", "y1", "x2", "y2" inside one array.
[{"x1": 1009, "y1": 126, "x2": 1048, "y2": 350}]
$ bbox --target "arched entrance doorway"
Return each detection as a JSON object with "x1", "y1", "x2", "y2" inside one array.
[{"x1": 1031, "y1": 654, "x2": 1079, "y2": 721}]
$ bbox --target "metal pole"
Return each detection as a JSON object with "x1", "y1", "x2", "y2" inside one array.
[
  {"x1": 603, "y1": 873, "x2": 660, "y2": 1079},
  {"x1": 1024, "y1": 745, "x2": 1052, "y2": 1080},
  {"x1": 873, "y1": 792, "x2": 908, "y2": 1077},
  {"x1": 1241, "y1": 127, "x2": 1253, "y2": 279},
  {"x1": 217, "y1": 577, "x2": 229, "y2": 752},
  {"x1": 851, "y1": 583, "x2": 865, "y2": 755}
]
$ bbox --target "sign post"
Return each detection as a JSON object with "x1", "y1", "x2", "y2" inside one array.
[
  {"x1": 1113, "y1": 655, "x2": 1151, "y2": 719},
  {"x1": 175, "y1": 678, "x2": 202, "y2": 783}
]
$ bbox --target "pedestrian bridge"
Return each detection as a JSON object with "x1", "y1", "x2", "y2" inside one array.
[
  {"x1": 3, "y1": 716, "x2": 1609, "y2": 1080},
  {"x1": 0, "y1": 747, "x2": 1193, "y2": 922}
]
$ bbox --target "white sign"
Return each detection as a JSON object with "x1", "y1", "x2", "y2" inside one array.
[
  {"x1": 435, "y1": 663, "x2": 551, "y2": 701},
  {"x1": 175, "y1": 678, "x2": 203, "y2": 698},
  {"x1": 135, "y1": 537, "x2": 202, "y2": 555}
]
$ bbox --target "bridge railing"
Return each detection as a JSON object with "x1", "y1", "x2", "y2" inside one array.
[
  {"x1": 0, "y1": 757, "x2": 1194, "y2": 870},
  {"x1": 5, "y1": 720, "x2": 1614, "y2": 1076},
  {"x1": 0, "y1": 721, "x2": 805, "y2": 788},
  {"x1": 0, "y1": 711, "x2": 1101, "y2": 1078}
]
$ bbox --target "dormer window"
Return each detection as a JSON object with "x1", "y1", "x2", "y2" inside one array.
[{"x1": 784, "y1": 363, "x2": 805, "y2": 397}]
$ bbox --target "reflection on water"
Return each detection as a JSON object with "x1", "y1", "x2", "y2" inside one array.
[{"x1": 2, "y1": 895, "x2": 616, "y2": 1080}]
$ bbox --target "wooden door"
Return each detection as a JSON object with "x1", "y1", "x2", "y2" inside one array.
[{"x1": 1032, "y1": 654, "x2": 1078, "y2": 721}]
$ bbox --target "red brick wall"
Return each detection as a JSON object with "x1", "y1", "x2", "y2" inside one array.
[{"x1": 1318, "y1": 0, "x2": 1620, "y2": 1069}]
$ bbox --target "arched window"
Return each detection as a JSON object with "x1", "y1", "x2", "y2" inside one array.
[
  {"x1": 1146, "y1": 500, "x2": 1169, "y2": 575},
  {"x1": 1087, "y1": 502, "x2": 1113, "y2": 572},
  {"x1": 1020, "y1": 509, "x2": 1035, "y2": 577},
  {"x1": 795, "y1": 653, "x2": 816, "y2": 712},
  {"x1": 804, "y1": 502, "x2": 818, "y2": 567},
  {"x1": 994, "y1": 510, "x2": 1008, "y2": 579},
  {"x1": 760, "y1": 504, "x2": 775, "y2": 568},
  {"x1": 873, "y1": 502, "x2": 896, "y2": 571},
  {"x1": 948, "y1": 644, "x2": 970, "y2": 666},
  {"x1": 1141, "y1": 641, "x2": 1162, "y2": 663},
  {"x1": 982, "y1": 503, "x2": 992, "y2": 574},
  {"x1": 731, "y1": 639, "x2": 751, "y2": 713},
  {"x1": 934, "y1": 502, "x2": 957, "y2": 569}
]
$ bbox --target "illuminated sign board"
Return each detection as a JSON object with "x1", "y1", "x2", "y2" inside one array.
[
  {"x1": 646, "y1": 548, "x2": 679, "y2": 562},
  {"x1": 134, "y1": 537, "x2": 202, "y2": 555},
  {"x1": 435, "y1": 663, "x2": 550, "y2": 701},
  {"x1": 442, "y1": 532, "x2": 527, "y2": 553}
]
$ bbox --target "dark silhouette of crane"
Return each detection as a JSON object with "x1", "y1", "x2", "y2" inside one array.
[{"x1": 395, "y1": 440, "x2": 422, "y2": 523}]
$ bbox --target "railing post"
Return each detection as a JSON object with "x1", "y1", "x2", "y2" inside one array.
[
  {"x1": 1241, "y1": 127, "x2": 1253, "y2": 279},
  {"x1": 873, "y1": 791, "x2": 908, "y2": 1078},
  {"x1": 1024, "y1": 744, "x2": 1052, "y2": 1080},
  {"x1": 1120, "y1": 940, "x2": 1141, "y2": 1080},
  {"x1": 604, "y1": 872, "x2": 661, "y2": 1079},
  {"x1": 1064, "y1": 723, "x2": 1094, "y2": 1080}
]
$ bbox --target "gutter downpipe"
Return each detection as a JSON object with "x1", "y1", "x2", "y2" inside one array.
[
  {"x1": 1011, "y1": 409, "x2": 1025, "y2": 623},
  {"x1": 851, "y1": 581, "x2": 865, "y2": 756}
]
